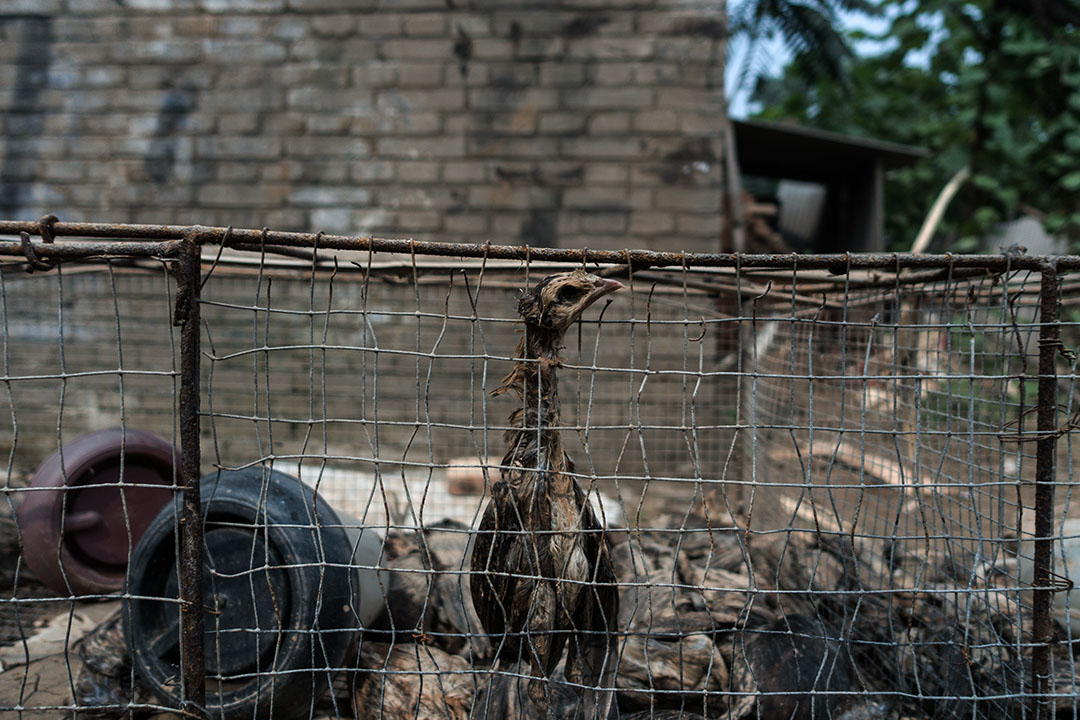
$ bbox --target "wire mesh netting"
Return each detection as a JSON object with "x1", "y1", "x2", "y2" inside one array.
[{"x1": 0, "y1": 225, "x2": 1077, "y2": 720}]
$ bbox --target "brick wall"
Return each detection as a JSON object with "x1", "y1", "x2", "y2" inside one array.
[
  {"x1": 0, "y1": 265, "x2": 736, "y2": 524},
  {"x1": 0, "y1": 0, "x2": 727, "y2": 252}
]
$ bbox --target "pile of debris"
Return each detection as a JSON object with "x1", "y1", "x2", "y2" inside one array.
[{"x1": 51, "y1": 514, "x2": 1080, "y2": 719}]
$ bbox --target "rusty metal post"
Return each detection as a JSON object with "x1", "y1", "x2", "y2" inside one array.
[
  {"x1": 175, "y1": 230, "x2": 206, "y2": 717},
  {"x1": 1032, "y1": 261, "x2": 1059, "y2": 718}
]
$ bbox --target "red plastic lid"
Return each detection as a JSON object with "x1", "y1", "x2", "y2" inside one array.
[{"x1": 16, "y1": 429, "x2": 181, "y2": 596}]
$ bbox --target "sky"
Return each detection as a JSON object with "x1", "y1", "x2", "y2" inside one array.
[{"x1": 724, "y1": 2, "x2": 895, "y2": 119}]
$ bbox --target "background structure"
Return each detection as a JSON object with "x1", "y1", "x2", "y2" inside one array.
[{"x1": 0, "y1": 1, "x2": 728, "y2": 253}]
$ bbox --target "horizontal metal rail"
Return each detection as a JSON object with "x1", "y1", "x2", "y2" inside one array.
[{"x1": 0, "y1": 219, "x2": 1074, "y2": 271}]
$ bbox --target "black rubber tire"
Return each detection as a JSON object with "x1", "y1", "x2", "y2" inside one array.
[{"x1": 125, "y1": 467, "x2": 358, "y2": 720}]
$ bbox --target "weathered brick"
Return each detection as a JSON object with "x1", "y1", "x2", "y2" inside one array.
[
  {"x1": 380, "y1": 39, "x2": 456, "y2": 60},
  {"x1": 629, "y1": 211, "x2": 674, "y2": 233},
  {"x1": 1, "y1": 0, "x2": 60, "y2": 10},
  {"x1": 201, "y1": 87, "x2": 284, "y2": 111},
  {"x1": 564, "y1": 87, "x2": 654, "y2": 110},
  {"x1": 539, "y1": 112, "x2": 586, "y2": 135},
  {"x1": 468, "y1": 185, "x2": 558, "y2": 209},
  {"x1": 656, "y1": 187, "x2": 720, "y2": 212},
  {"x1": 676, "y1": 213, "x2": 721, "y2": 236},
  {"x1": 469, "y1": 38, "x2": 512, "y2": 60},
  {"x1": 198, "y1": 137, "x2": 283, "y2": 160},
  {"x1": 286, "y1": 137, "x2": 370, "y2": 157},
  {"x1": 288, "y1": 186, "x2": 372, "y2": 206},
  {"x1": 219, "y1": 114, "x2": 261, "y2": 135},
  {"x1": 444, "y1": 212, "x2": 489, "y2": 233},
  {"x1": 270, "y1": 17, "x2": 311, "y2": 40},
  {"x1": 280, "y1": 64, "x2": 349, "y2": 88},
  {"x1": 287, "y1": 0, "x2": 378, "y2": 10},
  {"x1": 350, "y1": 161, "x2": 396, "y2": 182},
  {"x1": 262, "y1": 113, "x2": 307, "y2": 135},
  {"x1": 656, "y1": 87, "x2": 724, "y2": 110},
  {"x1": 206, "y1": 66, "x2": 258, "y2": 88},
  {"x1": 471, "y1": 36, "x2": 563, "y2": 61},
  {"x1": 634, "y1": 109, "x2": 680, "y2": 133},
  {"x1": 42, "y1": 161, "x2": 87, "y2": 183},
  {"x1": 582, "y1": 211, "x2": 628, "y2": 233},
  {"x1": 589, "y1": 63, "x2": 635, "y2": 86},
  {"x1": 306, "y1": 115, "x2": 351, "y2": 134},
  {"x1": 377, "y1": 136, "x2": 466, "y2": 158},
  {"x1": 539, "y1": 62, "x2": 586, "y2": 87},
  {"x1": 562, "y1": 186, "x2": 630, "y2": 209},
  {"x1": 468, "y1": 88, "x2": 558, "y2": 111},
  {"x1": 66, "y1": 0, "x2": 120, "y2": 13},
  {"x1": 491, "y1": 10, "x2": 563, "y2": 36},
  {"x1": 398, "y1": 62, "x2": 446, "y2": 87},
  {"x1": 639, "y1": 10, "x2": 725, "y2": 35},
  {"x1": 445, "y1": 62, "x2": 489, "y2": 87},
  {"x1": 679, "y1": 112, "x2": 720, "y2": 135},
  {"x1": 377, "y1": 89, "x2": 465, "y2": 112},
  {"x1": 287, "y1": 87, "x2": 375, "y2": 112},
  {"x1": 83, "y1": 67, "x2": 126, "y2": 88},
  {"x1": 210, "y1": 17, "x2": 261, "y2": 36},
  {"x1": 309, "y1": 207, "x2": 353, "y2": 233},
  {"x1": 395, "y1": 210, "x2": 442, "y2": 231},
  {"x1": 196, "y1": 183, "x2": 290, "y2": 207},
  {"x1": 443, "y1": 161, "x2": 488, "y2": 183},
  {"x1": 109, "y1": 40, "x2": 201, "y2": 63},
  {"x1": 357, "y1": 13, "x2": 404, "y2": 36},
  {"x1": 583, "y1": 163, "x2": 629, "y2": 184},
  {"x1": 633, "y1": 62, "x2": 680, "y2": 84},
  {"x1": 383, "y1": 187, "x2": 466, "y2": 210},
  {"x1": 453, "y1": 14, "x2": 494, "y2": 36},
  {"x1": 469, "y1": 109, "x2": 539, "y2": 135},
  {"x1": 467, "y1": 136, "x2": 559, "y2": 158},
  {"x1": 397, "y1": 162, "x2": 441, "y2": 183},
  {"x1": 311, "y1": 14, "x2": 358, "y2": 37},
  {"x1": 290, "y1": 38, "x2": 377, "y2": 62},
  {"x1": 217, "y1": 164, "x2": 259, "y2": 182},
  {"x1": 404, "y1": 13, "x2": 447, "y2": 36},
  {"x1": 654, "y1": 37, "x2": 715, "y2": 62},
  {"x1": 297, "y1": 161, "x2": 349, "y2": 182},
  {"x1": 260, "y1": 161, "x2": 302, "y2": 182},
  {"x1": 68, "y1": 138, "x2": 113, "y2": 158},
  {"x1": 588, "y1": 112, "x2": 630, "y2": 134},
  {"x1": 353, "y1": 63, "x2": 397, "y2": 88},
  {"x1": 124, "y1": 0, "x2": 190, "y2": 9},
  {"x1": 352, "y1": 209, "x2": 398, "y2": 233},
  {"x1": 352, "y1": 111, "x2": 442, "y2": 137},
  {"x1": 561, "y1": 137, "x2": 640, "y2": 159},
  {"x1": 568, "y1": 37, "x2": 653, "y2": 60},
  {"x1": 203, "y1": 0, "x2": 285, "y2": 12}
]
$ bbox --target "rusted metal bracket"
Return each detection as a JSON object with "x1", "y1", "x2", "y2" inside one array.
[
  {"x1": 175, "y1": 229, "x2": 206, "y2": 718},
  {"x1": 1032, "y1": 261, "x2": 1060, "y2": 720},
  {"x1": 18, "y1": 214, "x2": 60, "y2": 272}
]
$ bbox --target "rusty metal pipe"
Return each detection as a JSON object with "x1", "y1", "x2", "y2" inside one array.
[
  {"x1": 3, "y1": 219, "x2": 1080, "y2": 271},
  {"x1": 1032, "y1": 261, "x2": 1060, "y2": 719},
  {"x1": 175, "y1": 232, "x2": 206, "y2": 718}
]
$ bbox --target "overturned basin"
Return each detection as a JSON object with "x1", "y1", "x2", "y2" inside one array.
[
  {"x1": 17, "y1": 428, "x2": 180, "y2": 596},
  {"x1": 125, "y1": 467, "x2": 382, "y2": 720}
]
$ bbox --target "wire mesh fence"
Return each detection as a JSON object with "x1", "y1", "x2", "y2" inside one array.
[{"x1": 0, "y1": 220, "x2": 1077, "y2": 719}]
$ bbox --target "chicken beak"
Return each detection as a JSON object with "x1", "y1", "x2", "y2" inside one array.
[{"x1": 595, "y1": 278, "x2": 623, "y2": 298}]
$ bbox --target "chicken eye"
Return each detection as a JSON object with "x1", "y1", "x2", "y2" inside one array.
[{"x1": 556, "y1": 285, "x2": 586, "y2": 303}]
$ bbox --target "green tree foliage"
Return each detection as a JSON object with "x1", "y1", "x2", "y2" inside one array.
[
  {"x1": 752, "y1": 0, "x2": 1080, "y2": 251},
  {"x1": 729, "y1": 0, "x2": 879, "y2": 95}
]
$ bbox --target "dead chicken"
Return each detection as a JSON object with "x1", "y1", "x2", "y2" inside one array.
[{"x1": 471, "y1": 270, "x2": 621, "y2": 718}]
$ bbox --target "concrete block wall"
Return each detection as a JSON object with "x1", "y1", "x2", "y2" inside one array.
[{"x1": 0, "y1": 1, "x2": 727, "y2": 252}]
